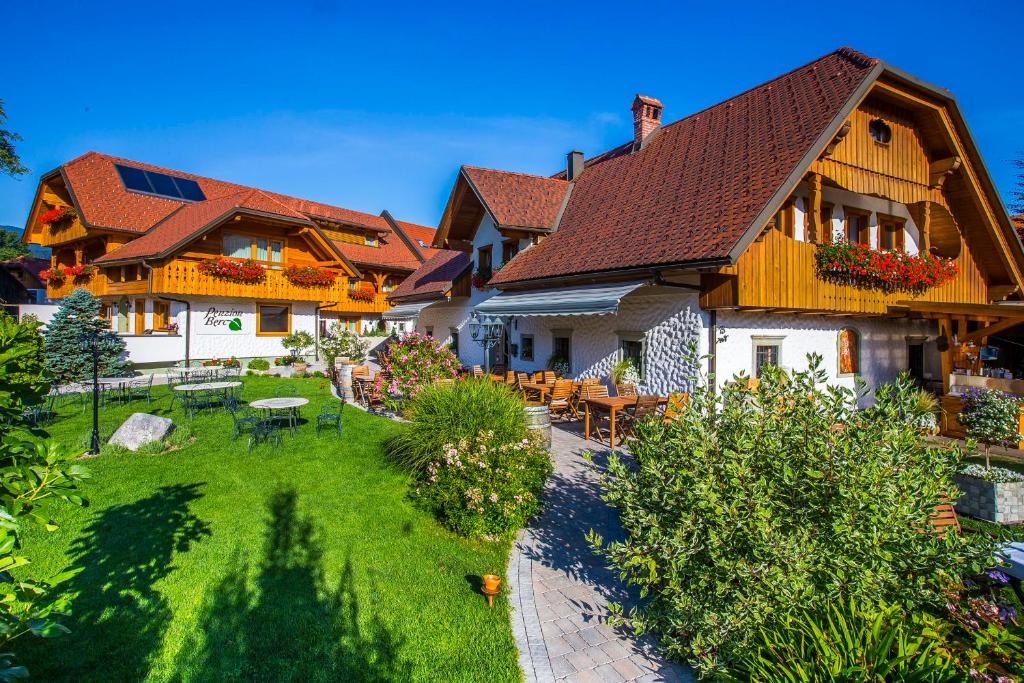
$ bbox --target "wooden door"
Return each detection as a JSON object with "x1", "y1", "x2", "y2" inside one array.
[{"x1": 134, "y1": 299, "x2": 146, "y2": 334}]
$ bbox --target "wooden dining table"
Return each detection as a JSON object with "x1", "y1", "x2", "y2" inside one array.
[
  {"x1": 520, "y1": 381, "x2": 555, "y2": 402},
  {"x1": 582, "y1": 395, "x2": 667, "y2": 449}
]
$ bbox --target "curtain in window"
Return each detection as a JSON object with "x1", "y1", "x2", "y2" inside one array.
[
  {"x1": 270, "y1": 241, "x2": 282, "y2": 263},
  {"x1": 223, "y1": 234, "x2": 251, "y2": 258}
]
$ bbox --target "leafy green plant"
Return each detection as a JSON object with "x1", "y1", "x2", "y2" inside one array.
[
  {"x1": 388, "y1": 379, "x2": 527, "y2": 471},
  {"x1": 373, "y1": 332, "x2": 459, "y2": 406},
  {"x1": 723, "y1": 600, "x2": 956, "y2": 682},
  {"x1": 0, "y1": 313, "x2": 88, "y2": 678},
  {"x1": 589, "y1": 350, "x2": 995, "y2": 675},
  {"x1": 318, "y1": 323, "x2": 369, "y2": 367},
  {"x1": 411, "y1": 429, "x2": 552, "y2": 538},
  {"x1": 43, "y1": 288, "x2": 130, "y2": 383},
  {"x1": 247, "y1": 358, "x2": 270, "y2": 372},
  {"x1": 280, "y1": 330, "x2": 314, "y2": 361},
  {"x1": 959, "y1": 389, "x2": 1022, "y2": 469}
]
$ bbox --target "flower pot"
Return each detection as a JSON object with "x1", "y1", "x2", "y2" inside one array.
[{"x1": 482, "y1": 574, "x2": 501, "y2": 593}]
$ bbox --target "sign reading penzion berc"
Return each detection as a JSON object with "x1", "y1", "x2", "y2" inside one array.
[{"x1": 197, "y1": 305, "x2": 248, "y2": 335}]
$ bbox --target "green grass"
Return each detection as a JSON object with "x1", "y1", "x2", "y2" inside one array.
[{"x1": 16, "y1": 376, "x2": 521, "y2": 682}]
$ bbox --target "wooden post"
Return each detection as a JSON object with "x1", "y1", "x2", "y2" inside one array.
[
  {"x1": 939, "y1": 318, "x2": 953, "y2": 395},
  {"x1": 807, "y1": 173, "x2": 821, "y2": 244},
  {"x1": 920, "y1": 201, "x2": 931, "y2": 253}
]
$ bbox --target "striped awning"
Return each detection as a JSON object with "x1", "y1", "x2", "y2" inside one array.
[
  {"x1": 383, "y1": 300, "x2": 441, "y2": 320},
  {"x1": 474, "y1": 281, "x2": 649, "y2": 317}
]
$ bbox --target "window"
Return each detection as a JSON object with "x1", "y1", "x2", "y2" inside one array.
[
  {"x1": 364, "y1": 236, "x2": 378, "y2": 246},
  {"x1": 520, "y1": 334, "x2": 534, "y2": 361},
  {"x1": 752, "y1": 336, "x2": 783, "y2": 378},
  {"x1": 338, "y1": 317, "x2": 360, "y2": 333},
  {"x1": 838, "y1": 328, "x2": 860, "y2": 376},
  {"x1": 223, "y1": 233, "x2": 284, "y2": 265},
  {"x1": 844, "y1": 208, "x2": 871, "y2": 246},
  {"x1": 868, "y1": 118, "x2": 892, "y2": 144},
  {"x1": 348, "y1": 278, "x2": 359, "y2": 291},
  {"x1": 256, "y1": 303, "x2": 290, "y2": 336},
  {"x1": 775, "y1": 200, "x2": 795, "y2": 238},
  {"x1": 382, "y1": 276, "x2": 398, "y2": 293},
  {"x1": 425, "y1": 325, "x2": 434, "y2": 338},
  {"x1": 878, "y1": 215, "x2": 905, "y2": 251},
  {"x1": 477, "y1": 245, "x2": 492, "y2": 277},
  {"x1": 502, "y1": 239, "x2": 519, "y2": 265},
  {"x1": 618, "y1": 332, "x2": 646, "y2": 379},
  {"x1": 449, "y1": 328, "x2": 459, "y2": 355},
  {"x1": 552, "y1": 330, "x2": 571, "y2": 373}
]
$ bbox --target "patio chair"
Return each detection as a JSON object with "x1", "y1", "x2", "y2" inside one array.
[
  {"x1": 620, "y1": 395, "x2": 662, "y2": 439},
  {"x1": 543, "y1": 370, "x2": 556, "y2": 383},
  {"x1": 579, "y1": 383, "x2": 615, "y2": 441},
  {"x1": 532, "y1": 371, "x2": 544, "y2": 383},
  {"x1": 662, "y1": 392, "x2": 689, "y2": 424},
  {"x1": 316, "y1": 399, "x2": 345, "y2": 436},
  {"x1": 615, "y1": 383, "x2": 637, "y2": 397},
  {"x1": 504, "y1": 371, "x2": 516, "y2": 384},
  {"x1": 227, "y1": 404, "x2": 261, "y2": 440},
  {"x1": 187, "y1": 388, "x2": 220, "y2": 418},
  {"x1": 547, "y1": 380, "x2": 576, "y2": 421},
  {"x1": 249, "y1": 418, "x2": 282, "y2": 453},
  {"x1": 472, "y1": 365, "x2": 483, "y2": 379},
  {"x1": 127, "y1": 375, "x2": 154, "y2": 404}
]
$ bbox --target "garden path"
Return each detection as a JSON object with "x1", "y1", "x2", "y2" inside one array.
[{"x1": 507, "y1": 422, "x2": 693, "y2": 683}]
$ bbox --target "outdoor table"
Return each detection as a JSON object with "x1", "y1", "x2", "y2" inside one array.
[
  {"x1": 582, "y1": 395, "x2": 667, "y2": 449},
  {"x1": 85, "y1": 377, "x2": 133, "y2": 400},
  {"x1": 521, "y1": 382, "x2": 555, "y2": 402},
  {"x1": 175, "y1": 381, "x2": 242, "y2": 412},
  {"x1": 249, "y1": 397, "x2": 309, "y2": 432}
]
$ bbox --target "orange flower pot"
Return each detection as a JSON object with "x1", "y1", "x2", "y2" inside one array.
[{"x1": 483, "y1": 574, "x2": 501, "y2": 593}]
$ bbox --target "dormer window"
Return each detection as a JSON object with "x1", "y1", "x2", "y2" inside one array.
[
  {"x1": 868, "y1": 118, "x2": 892, "y2": 144},
  {"x1": 364, "y1": 236, "x2": 378, "y2": 246}
]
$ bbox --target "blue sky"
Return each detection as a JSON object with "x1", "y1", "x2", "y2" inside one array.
[{"x1": 1, "y1": 0, "x2": 1021, "y2": 229}]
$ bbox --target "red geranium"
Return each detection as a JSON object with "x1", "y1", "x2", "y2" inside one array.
[
  {"x1": 284, "y1": 265, "x2": 338, "y2": 288},
  {"x1": 38, "y1": 206, "x2": 77, "y2": 227},
  {"x1": 349, "y1": 288, "x2": 376, "y2": 303},
  {"x1": 39, "y1": 263, "x2": 95, "y2": 284},
  {"x1": 815, "y1": 240, "x2": 958, "y2": 293},
  {"x1": 197, "y1": 257, "x2": 267, "y2": 284}
]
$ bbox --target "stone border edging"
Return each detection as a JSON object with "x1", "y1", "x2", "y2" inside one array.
[{"x1": 508, "y1": 527, "x2": 555, "y2": 683}]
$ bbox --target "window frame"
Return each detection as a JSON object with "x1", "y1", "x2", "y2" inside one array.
[
  {"x1": 818, "y1": 202, "x2": 834, "y2": 244},
  {"x1": 843, "y1": 207, "x2": 872, "y2": 246},
  {"x1": 449, "y1": 327, "x2": 459, "y2": 355},
  {"x1": 617, "y1": 330, "x2": 646, "y2": 380},
  {"x1": 477, "y1": 245, "x2": 493, "y2": 277},
  {"x1": 551, "y1": 328, "x2": 572, "y2": 374},
  {"x1": 501, "y1": 239, "x2": 519, "y2": 265},
  {"x1": 223, "y1": 232, "x2": 286, "y2": 266},
  {"x1": 751, "y1": 335, "x2": 784, "y2": 378},
  {"x1": 256, "y1": 302, "x2": 291, "y2": 337},
  {"x1": 877, "y1": 213, "x2": 906, "y2": 251},
  {"x1": 520, "y1": 334, "x2": 534, "y2": 362}
]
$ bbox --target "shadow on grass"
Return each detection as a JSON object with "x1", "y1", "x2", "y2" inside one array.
[
  {"x1": 174, "y1": 487, "x2": 410, "y2": 682},
  {"x1": 33, "y1": 483, "x2": 212, "y2": 681}
]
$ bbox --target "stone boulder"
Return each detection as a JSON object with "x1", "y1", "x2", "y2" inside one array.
[{"x1": 108, "y1": 413, "x2": 174, "y2": 452}]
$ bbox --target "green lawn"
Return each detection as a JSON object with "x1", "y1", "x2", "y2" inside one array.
[{"x1": 16, "y1": 376, "x2": 521, "y2": 682}]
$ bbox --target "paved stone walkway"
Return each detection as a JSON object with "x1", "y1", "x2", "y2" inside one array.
[{"x1": 508, "y1": 423, "x2": 693, "y2": 683}]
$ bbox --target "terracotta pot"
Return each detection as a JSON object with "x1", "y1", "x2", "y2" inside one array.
[{"x1": 482, "y1": 574, "x2": 501, "y2": 593}]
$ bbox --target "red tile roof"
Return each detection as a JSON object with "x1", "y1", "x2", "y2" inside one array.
[
  {"x1": 53, "y1": 152, "x2": 430, "y2": 270},
  {"x1": 463, "y1": 167, "x2": 569, "y2": 230},
  {"x1": 332, "y1": 237, "x2": 424, "y2": 272},
  {"x1": 490, "y1": 47, "x2": 880, "y2": 285},
  {"x1": 1, "y1": 256, "x2": 49, "y2": 283},
  {"x1": 388, "y1": 250, "x2": 470, "y2": 301},
  {"x1": 398, "y1": 221, "x2": 440, "y2": 256}
]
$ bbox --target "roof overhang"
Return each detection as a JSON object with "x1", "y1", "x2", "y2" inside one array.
[
  {"x1": 475, "y1": 280, "x2": 650, "y2": 317},
  {"x1": 383, "y1": 299, "x2": 446, "y2": 320}
]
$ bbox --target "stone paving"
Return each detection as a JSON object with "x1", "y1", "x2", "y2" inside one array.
[{"x1": 507, "y1": 422, "x2": 693, "y2": 683}]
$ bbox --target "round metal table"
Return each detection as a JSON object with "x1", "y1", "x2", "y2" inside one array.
[
  {"x1": 250, "y1": 397, "x2": 309, "y2": 433},
  {"x1": 174, "y1": 381, "x2": 242, "y2": 393}
]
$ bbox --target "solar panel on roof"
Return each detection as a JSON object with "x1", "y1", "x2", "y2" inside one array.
[{"x1": 114, "y1": 163, "x2": 207, "y2": 202}]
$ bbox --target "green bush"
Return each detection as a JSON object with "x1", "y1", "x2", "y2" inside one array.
[
  {"x1": 723, "y1": 600, "x2": 956, "y2": 682},
  {"x1": 411, "y1": 429, "x2": 552, "y2": 538},
  {"x1": 589, "y1": 353, "x2": 995, "y2": 675},
  {"x1": 247, "y1": 358, "x2": 270, "y2": 371},
  {"x1": 281, "y1": 330, "x2": 314, "y2": 359},
  {"x1": 959, "y1": 388, "x2": 1022, "y2": 469},
  {"x1": 318, "y1": 323, "x2": 368, "y2": 367},
  {"x1": 388, "y1": 379, "x2": 527, "y2": 471}
]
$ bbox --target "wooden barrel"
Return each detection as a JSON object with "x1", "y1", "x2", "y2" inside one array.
[
  {"x1": 336, "y1": 361, "x2": 355, "y2": 402},
  {"x1": 523, "y1": 405, "x2": 551, "y2": 449}
]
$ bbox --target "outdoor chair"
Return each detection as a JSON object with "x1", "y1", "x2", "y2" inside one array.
[
  {"x1": 249, "y1": 418, "x2": 282, "y2": 453},
  {"x1": 127, "y1": 375, "x2": 154, "y2": 404},
  {"x1": 620, "y1": 395, "x2": 662, "y2": 439},
  {"x1": 187, "y1": 389, "x2": 221, "y2": 418},
  {"x1": 547, "y1": 380, "x2": 576, "y2": 421},
  {"x1": 316, "y1": 399, "x2": 345, "y2": 436},
  {"x1": 579, "y1": 383, "x2": 614, "y2": 441},
  {"x1": 662, "y1": 392, "x2": 689, "y2": 424},
  {"x1": 227, "y1": 404, "x2": 261, "y2": 440},
  {"x1": 532, "y1": 371, "x2": 544, "y2": 383},
  {"x1": 615, "y1": 383, "x2": 637, "y2": 397},
  {"x1": 472, "y1": 365, "x2": 483, "y2": 379},
  {"x1": 543, "y1": 370, "x2": 556, "y2": 383},
  {"x1": 504, "y1": 371, "x2": 516, "y2": 384}
]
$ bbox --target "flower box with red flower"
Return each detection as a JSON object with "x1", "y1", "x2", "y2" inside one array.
[
  {"x1": 196, "y1": 257, "x2": 267, "y2": 284},
  {"x1": 283, "y1": 265, "x2": 338, "y2": 288},
  {"x1": 349, "y1": 288, "x2": 376, "y2": 303},
  {"x1": 38, "y1": 205, "x2": 78, "y2": 229},
  {"x1": 814, "y1": 240, "x2": 958, "y2": 294}
]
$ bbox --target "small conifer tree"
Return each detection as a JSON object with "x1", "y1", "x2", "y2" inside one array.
[{"x1": 44, "y1": 288, "x2": 130, "y2": 383}]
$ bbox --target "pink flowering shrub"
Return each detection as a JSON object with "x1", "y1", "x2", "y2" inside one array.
[
  {"x1": 372, "y1": 332, "x2": 459, "y2": 406},
  {"x1": 412, "y1": 430, "x2": 552, "y2": 538}
]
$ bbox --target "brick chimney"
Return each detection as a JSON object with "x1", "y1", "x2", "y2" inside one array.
[{"x1": 631, "y1": 94, "x2": 663, "y2": 148}]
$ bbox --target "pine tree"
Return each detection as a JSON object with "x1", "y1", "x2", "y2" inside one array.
[{"x1": 44, "y1": 289, "x2": 131, "y2": 383}]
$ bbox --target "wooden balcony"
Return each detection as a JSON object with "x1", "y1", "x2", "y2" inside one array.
[
  {"x1": 150, "y1": 260, "x2": 389, "y2": 311},
  {"x1": 47, "y1": 274, "x2": 108, "y2": 299},
  {"x1": 700, "y1": 229, "x2": 989, "y2": 315}
]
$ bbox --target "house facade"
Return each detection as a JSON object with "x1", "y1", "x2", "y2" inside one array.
[
  {"x1": 390, "y1": 47, "x2": 1024, "y2": 404},
  {"x1": 23, "y1": 152, "x2": 434, "y2": 366}
]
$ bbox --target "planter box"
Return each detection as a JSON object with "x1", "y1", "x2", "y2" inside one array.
[{"x1": 954, "y1": 474, "x2": 1024, "y2": 524}]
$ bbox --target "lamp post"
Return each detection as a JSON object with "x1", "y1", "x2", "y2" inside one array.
[
  {"x1": 468, "y1": 312, "x2": 505, "y2": 376},
  {"x1": 79, "y1": 330, "x2": 103, "y2": 456}
]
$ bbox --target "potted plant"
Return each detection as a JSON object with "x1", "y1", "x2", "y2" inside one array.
[
  {"x1": 905, "y1": 388, "x2": 940, "y2": 435},
  {"x1": 546, "y1": 355, "x2": 571, "y2": 379},
  {"x1": 281, "y1": 330, "x2": 315, "y2": 373},
  {"x1": 954, "y1": 388, "x2": 1024, "y2": 523}
]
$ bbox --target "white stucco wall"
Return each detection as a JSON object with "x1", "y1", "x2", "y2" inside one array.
[
  {"x1": 183, "y1": 300, "x2": 318, "y2": 360},
  {"x1": 715, "y1": 311, "x2": 938, "y2": 402}
]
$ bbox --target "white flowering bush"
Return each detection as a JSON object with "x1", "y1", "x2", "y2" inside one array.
[
  {"x1": 412, "y1": 430, "x2": 552, "y2": 538},
  {"x1": 959, "y1": 464, "x2": 1024, "y2": 483}
]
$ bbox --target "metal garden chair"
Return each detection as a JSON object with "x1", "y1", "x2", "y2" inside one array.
[{"x1": 316, "y1": 399, "x2": 345, "y2": 436}]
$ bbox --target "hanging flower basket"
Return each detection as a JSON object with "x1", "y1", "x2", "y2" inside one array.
[
  {"x1": 349, "y1": 288, "x2": 376, "y2": 303},
  {"x1": 40, "y1": 264, "x2": 96, "y2": 285},
  {"x1": 38, "y1": 206, "x2": 77, "y2": 228},
  {"x1": 814, "y1": 241, "x2": 958, "y2": 294},
  {"x1": 197, "y1": 257, "x2": 266, "y2": 284},
  {"x1": 284, "y1": 265, "x2": 338, "y2": 288}
]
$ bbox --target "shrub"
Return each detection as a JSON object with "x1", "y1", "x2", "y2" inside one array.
[
  {"x1": 281, "y1": 330, "x2": 314, "y2": 360},
  {"x1": 959, "y1": 388, "x2": 1022, "y2": 469},
  {"x1": 610, "y1": 358, "x2": 640, "y2": 386},
  {"x1": 411, "y1": 430, "x2": 551, "y2": 538},
  {"x1": 388, "y1": 379, "x2": 527, "y2": 471},
  {"x1": 546, "y1": 355, "x2": 570, "y2": 378},
  {"x1": 0, "y1": 313, "x2": 89, "y2": 677},
  {"x1": 43, "y1": 288, "x2": 130, "y2": 383},
  {"x1": 589, "y1": 354, "x2": 996, "y2": 675},
  {"x1": 318, "y1": 323, "x2": 368, "y2": 368},
  {"x1": 373, "y1": 332, "x2": 458, "y2": 404},
  {"x1": 723, "y1": 600, "x2": 957, "y2": 681},
  {"x1": 247, "y1": 358, "x2": 270, "y2": 371}
]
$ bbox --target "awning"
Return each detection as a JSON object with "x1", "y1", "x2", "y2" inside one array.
[
  {"x1": 474, "y1": 281, "x2": 649, "y2": 317},
  {"x1": 383, "y1": 300, "x2": 441, "y2": 320}
]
